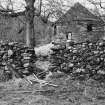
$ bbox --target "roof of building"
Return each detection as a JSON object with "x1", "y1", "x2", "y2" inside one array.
[{"x1": 55, "y1": 2, "x2": 104, "y2": 26}]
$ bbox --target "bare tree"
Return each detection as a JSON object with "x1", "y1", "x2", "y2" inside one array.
[
  {"x1": 0, "y1": 0, "x2": 68, "y2": 47},
  {"x1": 25, "y1": 0, "x2": 35, "y2": 47},
  {"x1": 0, "y1": 0, "x2": 35, "y2": 47},
  {"x1": 87, "y1": 0, "x2": 105, "y2": 21}
]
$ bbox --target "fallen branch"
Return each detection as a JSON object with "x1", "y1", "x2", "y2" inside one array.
[{"x1": 29, "y1": 73, "x2": 58, "y2": 87}]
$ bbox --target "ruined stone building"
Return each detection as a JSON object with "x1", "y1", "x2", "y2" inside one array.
[{"x1": 54, "y1": 3, "x2": 105, "y2": 42}]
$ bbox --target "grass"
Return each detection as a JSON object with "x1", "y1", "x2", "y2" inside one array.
[{"x1": 0, "y1": 73, "x2": 105, "y2": 105}]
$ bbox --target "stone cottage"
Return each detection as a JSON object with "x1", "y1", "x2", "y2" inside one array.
[{"x1": 54, "y1": 2, "x2": 105, "y2": 42}]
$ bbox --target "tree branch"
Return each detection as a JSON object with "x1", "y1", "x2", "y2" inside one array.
[
  {"x1": 39, "y1": 0, "x2": 42, "y2": 15},
  {"x1": 0, "y1": 9, "x2": 25, "y2": 17},
  {"x1": 87, "y1": 0, "x2": 105, "y2": 22},
  {"x1": 99, "y1": 0, "x2": 105, "y2": 9},
  {"x1": 87, "y1": 0, "x2": 105, "y2": 9}
]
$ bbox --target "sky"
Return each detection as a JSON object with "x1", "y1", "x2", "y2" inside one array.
[
  {"x1": 0, "y1": 0, "x2": 95, "y2": 11},
  {"x1": 0, "y1": 0, "x2": 105, "y2": 14},
  {"x1": 0, "y1": 0, "x2": 105, "y2": 22}
]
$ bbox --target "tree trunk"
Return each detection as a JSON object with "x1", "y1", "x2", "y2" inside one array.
[
  {"x1": 26, "y1": 22, "x2": 30, "y2": 46},
  {"x1": 25, "y1": 0, "x2": 36, "y2": 47}
]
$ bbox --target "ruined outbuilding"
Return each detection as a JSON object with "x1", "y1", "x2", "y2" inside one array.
[{"x1": 54, "y1": 3, "x2": 105, "y2": 42}]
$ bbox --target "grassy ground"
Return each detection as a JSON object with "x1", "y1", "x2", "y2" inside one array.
[{"x1": 0, "y1": 72, "x2": 105, "y2": 105}]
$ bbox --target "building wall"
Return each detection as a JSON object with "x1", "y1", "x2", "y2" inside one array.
[
  {"x1": 0, "y1": 15, "x2": 53, "y2": 45},
  {"x1": 34, "y1": 16, "x2": 53, "y2": 45},
  {"x1": 57, "y1": 22, "x2": 105, "y2": 42}
]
